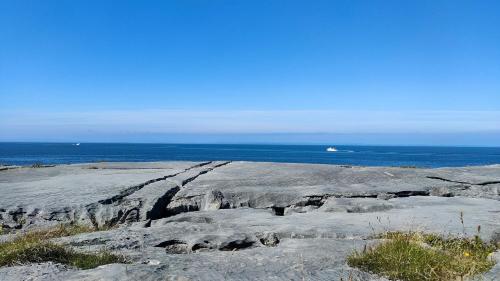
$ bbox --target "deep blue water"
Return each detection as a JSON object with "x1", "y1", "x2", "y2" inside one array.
[{"x1": 0, "y1": 143, "x2": 499, "y2": 168}]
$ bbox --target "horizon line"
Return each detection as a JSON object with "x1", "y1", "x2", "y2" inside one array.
[{"x1": 1, "y1": 141, "x2": 499, "y2": 148}]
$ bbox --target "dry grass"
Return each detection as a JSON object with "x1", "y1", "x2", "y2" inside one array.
[
  {"x1": 348, "y1": 231, "x2": 497, "y2": 281},
  {"x1": 0, "y1": 224, "x2": 126, "y2": 269}
]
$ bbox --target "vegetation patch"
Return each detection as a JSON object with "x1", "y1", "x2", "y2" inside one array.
[
  {"x1": 348, "y1": 231, "x2": 497, "y2": 281},
  {"x1": 0, "y1": 224, "x2": 126, "y2": 269}
]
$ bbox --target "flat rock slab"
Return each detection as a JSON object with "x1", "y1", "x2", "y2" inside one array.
[
  {"x1": 1, "y1": 162, "x2": 499, "y2": 280},
  {"x1": 0, "y1": 162, "x2": 199, "y2": 209}
]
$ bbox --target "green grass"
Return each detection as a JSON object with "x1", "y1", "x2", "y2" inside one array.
[
  {"x1": 348, "y1": 231, "x2": 497, "y2": 281},
  {"x1": 0, "y1": 224, "x2": 126, "y2": 269}
]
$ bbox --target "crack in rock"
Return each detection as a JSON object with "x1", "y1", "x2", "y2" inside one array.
[
  {"x1": 181, "y1": 161, "x2": 232, "y2": 187},
  {"x1": 147, "y1": 186, "x2": 181, "y2": 220},
  {"x1": 154, "y1": 232, "x2": 259, "y2": 254},
  {"x1": 162, "y1": 162, "x2": 232, "y2": 218},
  {"x1": 0, "y1": 161, "x2": 231, "y2": 230},
  {"x1": 89, "y1": 161, "x2": 232, "y2": 227},
  {"x1": 219, "y1": 238, "x2": 255, "y2": 251},
  {"x1": 265, "y1": 191, "x2": 431, "y2": 216},
  {"x1": 427, "y1": 176, "x2": 500, "y2": 186},
  {"x1": 155, "y1": 240, "x2": 190, "y2": 254},
  {"x1": 163, "y1": 188, "x2": 435, "y2": 219},
  {"x1": 87, "y1": 162, "x2": 230, "y2": 225},
  {"x1": 98, "y1": 161, "x2": 213, "y2": 205}
]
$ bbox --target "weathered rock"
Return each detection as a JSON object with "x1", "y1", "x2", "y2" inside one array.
[
  {"x1": 256, "y1": 231, "x2": 280, "y2": 247},
  {"x1": 491, "y1": 230, "x2": 500, "y2": 248},
  {"x1": 201, "y1": 189, "x2": 229, "y2": 211},
  {"x1": 319, "y1": 198, "x2": 395, "y2": 213},
  {"x1": 1, "y1": 161, "x2": 499, "y2": 280}
]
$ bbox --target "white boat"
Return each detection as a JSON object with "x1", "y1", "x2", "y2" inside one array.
[
  {"x1": 326, "y1": 147, "x2": 337, "y2": 152},
  {"x1": 74, "y1": 143, "x2": 80, "y2": 146}
]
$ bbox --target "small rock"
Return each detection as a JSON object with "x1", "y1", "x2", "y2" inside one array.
[
  {"x1": 430, "y1": 187, "x2": 454, "y2": 197},
  {"x1": 201, "y1": 190, "x2": 228, "y2": 211},
  {"x1": 377, "y1": 193, "x2": 396, "y2": 200},
  {"x1": 257, "y1": 232, "x2": 280, "y2": 247},
  {"x1": 146, "y1": 260, "x2": 161, "y2": 265},
  {"x1": 491, "y1": 230, "x2": 500, "y2": 248}
]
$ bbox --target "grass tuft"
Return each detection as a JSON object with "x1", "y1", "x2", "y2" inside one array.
[
  {"x1": 348, "y1": 231, "x2": 497, "y2": 281},
  {"x1": 0, "y1": 224, "x2": 126, "y2": 269}
]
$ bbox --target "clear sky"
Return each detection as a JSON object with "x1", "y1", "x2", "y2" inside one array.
[{"x1": 1, "y1": 0, "x2": 499, "y2": 145}]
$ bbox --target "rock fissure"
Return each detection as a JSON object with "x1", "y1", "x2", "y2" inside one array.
[
  {"x1": 0, "y1": 161, "x2": 233, "y2": 230},
  {"x1": 163, "y1": 188, "x2": 435, "y2": 219},
  {"x1": 427, "y1": 176, "x2": 500, "y2": 186},
  {"x1": 98, "y1": 161, "x2": 214, "y2": 205},
  {"x1": 147, "y1": 186, "x2": 181, "y2": 220},
  {"x1": 181, "y1": 161, "x2": 231, "y2": 187},
  {"x1": 83, "y1": 162, "x2": 226, "y2": 227},
  {"x1": 155, "y1": 162, "x2": 232, "y2": 219}
]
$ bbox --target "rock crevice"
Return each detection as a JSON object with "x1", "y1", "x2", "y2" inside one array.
[{"x1": 427, "y1": 176, "x2": 500, "y2": 186}]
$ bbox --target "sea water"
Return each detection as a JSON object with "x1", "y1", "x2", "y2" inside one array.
[{"x1": 1, "y1": 143, "x2": 499, "y2": 168}]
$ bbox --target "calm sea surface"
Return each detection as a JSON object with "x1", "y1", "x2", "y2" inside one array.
[{"x1": 0, "y1": 143, "x2": 499, "y2": 168}]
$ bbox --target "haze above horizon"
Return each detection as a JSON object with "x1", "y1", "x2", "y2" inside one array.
[{"x1": 1, "y1": 1, "x2": 499, "y2": 145}]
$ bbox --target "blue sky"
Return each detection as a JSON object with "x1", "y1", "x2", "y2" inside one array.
[{"x1": 1, "y1": 0, "x2": 499, "y2": 145}]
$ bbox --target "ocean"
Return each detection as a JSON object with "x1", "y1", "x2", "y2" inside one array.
[{"x1": 1, "y1": 143, "x2": 499, "y2": 168}]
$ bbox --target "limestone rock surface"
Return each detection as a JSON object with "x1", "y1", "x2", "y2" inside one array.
[{"x1": 1, "y1": 162, "x2": 499, "y2": 280}]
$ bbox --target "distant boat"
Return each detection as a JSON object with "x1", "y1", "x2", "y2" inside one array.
[
  {"x1": 326, "y1": 147, "x2": 337, "y2": 152},
  {"x1": 74, "y1": 143, "x2": 80, "y2": 146}
]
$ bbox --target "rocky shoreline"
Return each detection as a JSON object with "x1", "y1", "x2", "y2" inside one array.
[{"x1": 1, "y1": 161, "x2": 499, "y2": 280}]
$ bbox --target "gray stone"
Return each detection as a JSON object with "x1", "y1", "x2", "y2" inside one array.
[{"x1": 1, "y1": 161, "x2": 499, "y2": 280}]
